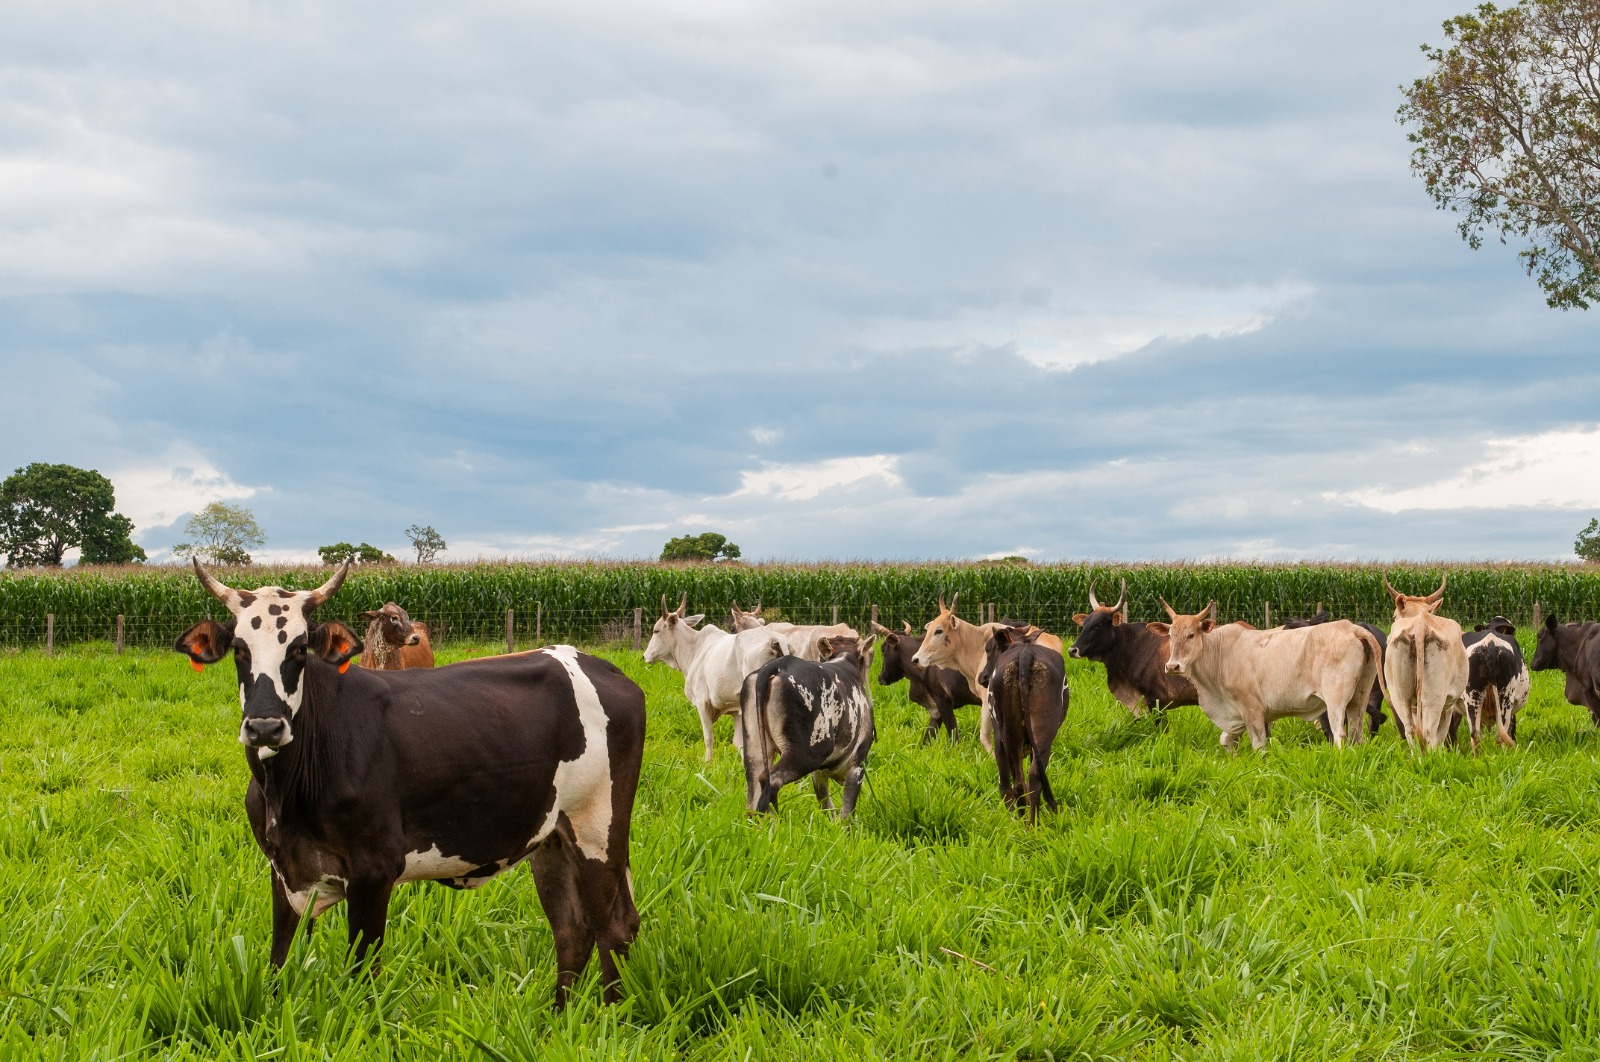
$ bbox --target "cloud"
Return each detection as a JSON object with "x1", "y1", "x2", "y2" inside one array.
[
  {"x1": 731, "y1": 455, "x2": 903, "y2": 502},
  {"x1": 109, "y1": 446, "x2": 259, "y2": 536},
  {"x1": 1330, "y1": 427, "x2": 1600, "y2": 513}
]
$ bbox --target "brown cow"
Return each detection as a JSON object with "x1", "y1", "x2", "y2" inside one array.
[
  {"x1": 358, "y1": 602, "x2": 435, "y2": 670},
  {"x1": 1069, "y1": 579, "x2": 1200, "y2": 718},
  {"x1": 1383, "y1": 575, "x2": 1469, "y2": 751},
  {"x1": 976, "y1": 625, "x2": 1067, "y2": 823}
]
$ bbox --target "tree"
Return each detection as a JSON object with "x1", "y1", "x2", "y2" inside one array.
[
  {"x1": 1578, "y1": 517, "x2": 1600, "y2": 561},
  {"x1": 317, "y1": 542, "x2": 396, "y2": 565},
  {"x1": 174, "y1": 502, "x2": 265, "y2": 566},
  {"x1": 404, "y1": 524, "x2": 446, "y2": 564},
  {"x1": 1399, "y1": 0, "x2": 1600, "y2": 309},
  {"x1": 660, "y1": 532, "x2": 743, "y2": 562},
  {"x1": 0, "y1": 462, "x2": 145, "y2": 567}
]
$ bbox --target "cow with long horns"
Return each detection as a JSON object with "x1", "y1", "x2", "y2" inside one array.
[
  {"x1": 643, "y1": 593, "x2": 785, "y2": 761},
  {"x1": 173, "y1": 560, "x2": 645, "y2": 1008},
  {"x1": 1383, "y1": 575, "x2": 1470, "y2": 751},
  {"x1": 1068, "y1": 579, "x2": 1200, "y2": 718}
]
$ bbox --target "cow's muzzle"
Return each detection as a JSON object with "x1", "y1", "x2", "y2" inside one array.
[
  {"x1": 1067, "y1": 647, "x2": 1081, "y2": 659},
  {"x1": 240, "y1": 716, "x2": 292, "y2": 749},
  {"x1": 1165, "y1": 661, "x2": 1184, "y2": 674}
]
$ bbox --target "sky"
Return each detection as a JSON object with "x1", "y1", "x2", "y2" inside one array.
[{"x1": 3, "y1": 0, "x2": 1597, "y2": 564}]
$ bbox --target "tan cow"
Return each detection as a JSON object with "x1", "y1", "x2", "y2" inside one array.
[
  {"x1": 1154, "y1": 599, "x2": 1384, "y2": 751},
  {"x1": 727, "y1": 601, "x2": 860, "y2": 660},
  {"x1": 1383, "y1": 575, "x2": 1469, "y2": 751}
]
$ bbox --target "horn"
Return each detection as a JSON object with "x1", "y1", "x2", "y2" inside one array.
[
  {"x1": 731, "y1": 599, "x2": 742, "y2": 614},
  {"x1": 1088, "y1": 578, "x2": 1101, "y2": 610},
  {"x1": 1114, "y1": 578, "x2": 1128, "y2": 612},
  {"x1": 1424, "y1": 574, "x2": 1447, "y2": 604},
  {"x1": 192, "y1": 558, "x2": 239, "y2": 607},
  {"x1": 304, "y1": 560, "x2": 351, "y2": 608},
  {"x1": 1158, "y1": 596, "x2": 1178, "y2": 621},
  {"x1": 1199, "y1": 600, "x2": 1215, "y2": 621},
  {"x1": 949, "y1": 591, "x2": 960, "y2": 616},
  {"x1": 660, "y1": 594, "x2": 670, "y2": 618},
  {"x1": 677, "y1": 591, "x2": 688, "y2": 615},
  {"x1": 901, "y1": 620, "x2": 913, "y2": 634},
  {"x1": 870, "y1": 620, "x2": 892, "y2": 636},
  {"x1": 938, "y1": 594, "x2": 947, "y2": 613},
  {"x1": 1382, "y1": 573, "x2": 1399, "y2": 600},
  {"x1": 752, "y1": 599, "x2": 762, "y2": 614}
]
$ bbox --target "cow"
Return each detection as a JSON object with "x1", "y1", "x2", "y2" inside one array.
[
  {"x1": 357, "y1": 601, "x2": 435, "y2": 670},
  {"x1": 1154, "y1": 599, "x2": 1384, "y2": 751},
  {"x1": 727, "y1": 601, "x2": 860, "y2": 660},
  {"x1": 644, "y1": 593, "x2": 785, "y2": 761},
  {"x1": 172, "y1": 559, "x2": 644, "y2": 1008},
  {"x1": 1069, "y1": 579, "x2": 1200, "y2": 718},
  {"x1": 739, "y1": 635, "x2": 876, "y2": 818},
  {"x1": 1281, "y1": 610, "x2": 1393, "y2": 738},
  {"x1": 1382, "y1": 576, "x2": 1470, "y2": 751},
  {"x1": 1530, "y1": 613, "x2": 1600, "y2": 726},
  {"x1": 976, "y1": 625, "x2": 1067, "y2": 823},
  {"x1": 910, "y1": 593, "x2": 1009, "y2": 753},
  {"x1": 1452, "y1": 616, "x2": 1529, "y2": 749},
  {"x1": 870, "y1": 619, "x2": 981, "y2": 743}
]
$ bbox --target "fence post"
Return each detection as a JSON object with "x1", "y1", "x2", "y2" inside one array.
[
  {"x1": 870, "y1": 604, "x2": 878, "y2": 630},
  {"x1": 633, "y1": 608, "x2": 642, "y2": 651},
  {"x1": 1533, "y1": 601, "x2": 1541, "y2": 630},
  {"x1": 1316, "y1": 601, "x2": 1323, "y2": 614},
  {"x1": 535, "y1": 604, "x2": 542, "y2": 646},
  {"x1": 505, "y1": 609, "x2": 514, "y2": 654},
  {"x1": 832, "y1": 604, "x2": 839, "y2": 625},
  {"x1": 116, "y1": 614, "x2": 125, "y2": 654},
  {"x1": 1264, "y1": 601, "x2": 1271, "y2": 627},
  {"x1": 46, "y1": 613, "x2": 54, "y2": 657}
]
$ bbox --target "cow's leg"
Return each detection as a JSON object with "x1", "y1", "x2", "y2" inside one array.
[
  {"x1": 934, "y1": 693, "x2": 959, "y2": 743},
  {"x1": 530, "y1": 839, "x2": 596, "y2": 1009},
  {"x1": 269, "y1": 870, "x2": 300, "y2": 968},
  {"x1": 754, "y1": 756, "x2": 810, "y2": 813},
  {"x1": 343, "y1": 872, "x2": 395, "y2": 968},
  {"x1": 1242, "y1": 703, "x2": 1271, "y2": 751},
  {"x1": 839, "y1": 761, "x2": 867, "y2": 819},
  {"x1": 1313, "y1": 712, "x2": 1335, "y2": 743},
  {"x1": 1323, "y1": 695, "x2": 1347, "y2": 750},
  {"x1": 811, "y1": 772, "x2": 833, "y2": 811},
  {"x1": 1345, "y1": 689, "x2": 1367, "y2": 745},
  {"x1": 1219, "y1": 725, "x2": 1243, "y2": 752},
  {"x1": 697, "y1": 702, "x2": 717, "y2": 762},
  {"x1": 575, "y1": 856, "x2": 639, "y2": 1005},
  {"x1": 732, "y1": 711, "x2": 745, "y2": 752}
]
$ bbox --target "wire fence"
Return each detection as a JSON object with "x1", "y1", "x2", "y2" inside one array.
[{"x1": 6, "y1": 590, "x2": 1591, "y2": 655}]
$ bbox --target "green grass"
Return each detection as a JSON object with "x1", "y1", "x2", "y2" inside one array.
[{"x1": 4, "y1": 636, "x2": 1600, "y2": 1059}]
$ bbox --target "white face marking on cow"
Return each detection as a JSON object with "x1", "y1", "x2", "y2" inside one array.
[
  {"x1": 228, "y1": 588, "x2": 318, "y2": 716},
  {"x1": 527, "y1": 645, "x2": 614, "y2": 861}
]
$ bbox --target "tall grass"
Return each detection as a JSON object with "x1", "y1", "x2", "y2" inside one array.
[{"x1": 4, "y1": 560, "x2": 1599, "y2": 648}]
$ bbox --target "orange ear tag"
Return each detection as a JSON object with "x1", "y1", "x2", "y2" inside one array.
[
  {"x1": 339, "y1": 660, "x2": 351, "y2": 674},
  {"x1": 190, "y1": 660, "x2": 205, "y2": 673}
]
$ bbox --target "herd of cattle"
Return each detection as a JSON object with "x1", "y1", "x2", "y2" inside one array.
[{"x1": 166, "y1": 560, "x2": 1600, "y2": 1008}]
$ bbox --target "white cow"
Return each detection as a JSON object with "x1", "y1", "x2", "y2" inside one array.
[
  {"x1": 728, "y1": 601, "x2": 861, "y2": 661},
  {"x1": 1383, "y1": 576, "x2": 1470, "y2": 751},
  {"x1": 644, "y1": 594, "x2": 785, "y2": 761}
]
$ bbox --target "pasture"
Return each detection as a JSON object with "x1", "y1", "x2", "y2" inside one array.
[{"x1": 4, "y1": 636, "x2": 1600, "y2": 1059}]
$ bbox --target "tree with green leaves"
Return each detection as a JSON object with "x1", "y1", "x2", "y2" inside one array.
[
  {"x1": 405, "y1": 524, "x2": 446, "y2": 564},
  {"x1": 174, "y1": 502, "x2": 265, "y2": 566},
  {"x1": 1399, "y1": 0, "x2": 1600, "y2": 309},
  {"x1": 0, "y1": 463, "x2": 145, "y2": 566},
  {"x1": 317, "y1": 542, "x2": 396, "y2": 565},
  {"x1": 660, "y1": 532, "x2": 742, "y2": 563},
  {"x1": 1577, "y1": 517, "x2": 1600, "y2": 561}
]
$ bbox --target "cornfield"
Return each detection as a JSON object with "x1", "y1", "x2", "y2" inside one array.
[{"x1": 4, "y1": 560, "x2": 1599, "y2": 649}]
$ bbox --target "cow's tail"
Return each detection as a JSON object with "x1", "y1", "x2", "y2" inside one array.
[
  {"x1": 1353, "y1": 624, "x2": 1388, "y2": 703},
  {"x1": 1020, "y1": 659, "x2": 1056, "y2": 811},
  {"x1": 1484, "y1": 681, "x2": 1510, "y2": 747},
  {"x1": 748, "y1": 670, "x2": 778, "y2": 804}
]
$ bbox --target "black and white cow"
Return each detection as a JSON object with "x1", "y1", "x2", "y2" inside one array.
[
  {"x1": 1454, "y1": 616, "x2": 1530, "y2": 749},
  {"x1": 173, "y1": 560, "x2": 645, "y2": 1008},
  {"x1": 739, "y1": 636, "x2": 875, "y2": 818}
]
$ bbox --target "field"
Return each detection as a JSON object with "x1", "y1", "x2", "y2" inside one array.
[{"x1": 5, "y1": 635, "x2": 1600, "y2": 1060}]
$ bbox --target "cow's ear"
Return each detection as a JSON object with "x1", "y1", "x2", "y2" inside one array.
[
  {"x1": 817, "y1": 637, "x2": 833, "y2": 657},
  {"x1": 1071, "y1": 612, "x2": 1088, "y2": 626},
  {"x1": 358, "y1": 610, "x2": 381, "y2": 621},
  {"x1": 1474, "y1": 623, "x2": 1486, "y2": 632},
  {"x1": 1147, "y1": 622, "x2": 1169, "y2": 635},
  {"x1": 1110, "y1": 611, "x2": 1124, "y2": 626},
  {"x1": 309, "y1": 621, "x2": 364, "y2": 672},
  {"x1": 1199, "y1": 619, "x2": 1216, "y2": 633},
  {"x1": 684, "y1": 613, "x2": 706, "y2": 628},
  {"x1": 175, "y1": 619, "x2": 234, "y2": 667},
  {"x1": 1546, "y1": 614, "x2": 1559, "y2": 631}
]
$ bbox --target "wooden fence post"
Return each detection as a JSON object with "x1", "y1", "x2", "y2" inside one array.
[
  {"x1": 634, "y1": 608, "x2": 642, "y2": 651},
  {"x1": 1533, "y1": 601, "x2": 1542, "y2": 630},
  {"x1": 832, "y1": 604, "x2": 839, "y2": 625},
  {"x1": 116, "y1": 615, "x2": 125, "y2": 655},
  {"x1": 1264, "y1": 601, "x2": 1271, "y2": 627},
  {"x1": 505, "y1": 609, "x2": 514, "y2": 654},
  {"x1": 870, "y1": 604, "x2": 878, "y2": 630},
  {"x1": 535, "y1": 604, "x2": 542, "y2": 646},
  {"x1": 46, "y1": 613, "x2": 54, "y2": 657}
]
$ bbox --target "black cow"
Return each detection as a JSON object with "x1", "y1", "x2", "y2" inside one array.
[
  {"x1": 1531, "y1": 614, "x2": 1600, "y2": 726},
  {"x1": 1281, "y1": 610, "x2": 1394, "y2": 739},
  {"x1": 872, "y1": 620, "x2": 980, "y2": 742},
  {"x1": 173, "y1": 560, "x2": 645, "y2": 1008},
  {"x1": 1452, "y1": 616, "x2": 1530, "y2": 749},
  {"x1": 739, "y1": 636, "x2": 876, "y2": 818},
  {"x1": 1068, "y1": 580, "x2": 1199, "y2": 717},
  {"x1": 977, "y1": 626, "x2": 1067, "y2": 823}
]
